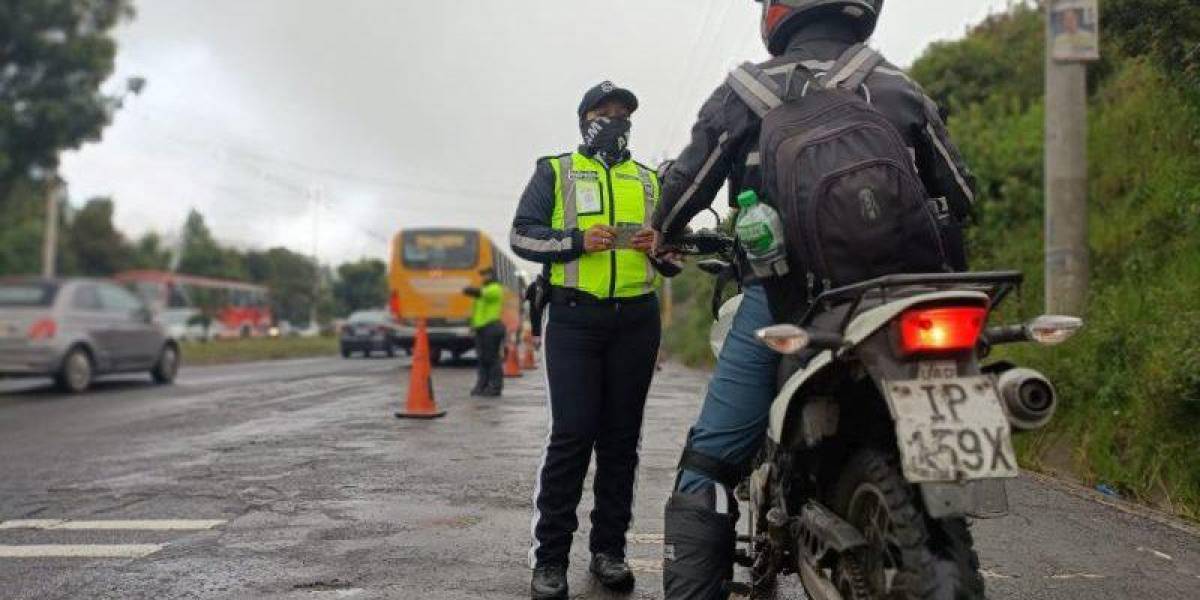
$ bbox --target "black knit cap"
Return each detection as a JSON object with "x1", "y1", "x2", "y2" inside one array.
[{"x1": 577, "y1": 81, "x2": 639, "y2": 119}]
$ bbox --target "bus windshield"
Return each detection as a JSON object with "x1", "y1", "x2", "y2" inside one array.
[{"x1": 402, "y1": 230, "x2": 479, "y2": 270}]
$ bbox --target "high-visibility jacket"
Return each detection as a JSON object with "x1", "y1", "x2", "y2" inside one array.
[
  {"x1": 547, "y1": 152, "x2": 661, "y2": 299},
  {"x1": 470, "y1": 281, "x2": 504, "y2": 329}
]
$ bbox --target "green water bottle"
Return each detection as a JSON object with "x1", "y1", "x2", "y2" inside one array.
[{"x1": 735, "y1": 190, "x2": 789, "y2": 278}]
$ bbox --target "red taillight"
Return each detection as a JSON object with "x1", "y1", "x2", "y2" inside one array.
[
  {"x1": 389, "y1": 291, "x2": 401, "y2": 319},
  {"x1": 898, "y1": 307, "x2": 986, "y2": 355},
  {"x1": 27, "y1": 318, "x2": 57, "y2": 340}
]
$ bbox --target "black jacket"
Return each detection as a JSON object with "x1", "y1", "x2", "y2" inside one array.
[
  {"x1": 651, "y1": 21, "x2": 977, "y2": 243},
  {"x1": 510, "y1": 149, "x2": 681, "y2": 279}
]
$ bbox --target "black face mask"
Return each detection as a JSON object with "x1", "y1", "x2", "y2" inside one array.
[{"x1": 580, "y1": 116, "x2": 631, "y2": 162}]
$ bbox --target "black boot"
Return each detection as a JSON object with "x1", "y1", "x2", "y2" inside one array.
[
  {"x1": 530, "y1": 563, "x2": 568, "y2": 600},
  {"x1": 590, "y1": 553, "x2": 635, "y2": 593},
  {"x1": 662, "y1": 487, "x2": 738, "y2": 600}
]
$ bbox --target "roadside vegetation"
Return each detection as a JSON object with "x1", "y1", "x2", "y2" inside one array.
[
  {"x1": 665, "y1": 1, "x2": 1200, "y2": 519},
  {"x1": 180, "y1": 336, "x2": 340, "y2": 366}
]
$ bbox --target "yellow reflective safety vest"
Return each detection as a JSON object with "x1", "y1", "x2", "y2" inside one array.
[
  {"x1": 470, "y1": 281, "x2": 504, "y2": 329},
  {"x1": 547, "y1": 152, "x2": 661, "y2": 299}
]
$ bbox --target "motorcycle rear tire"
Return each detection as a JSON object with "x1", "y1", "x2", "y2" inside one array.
[{"x1": 831, "y1": 449, "x2": 984, "y2": 600}]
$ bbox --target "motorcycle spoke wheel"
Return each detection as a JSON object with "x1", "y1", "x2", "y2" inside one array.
[
  {"x1": 849, "y1": 485, "x2": 906, "y2": 597},
  {"x1": 834, "y1": 553, "x2": 873, "y2": 600},
  {"x1": 832, "y1": 449, "x2": 986, "y2": 600}
]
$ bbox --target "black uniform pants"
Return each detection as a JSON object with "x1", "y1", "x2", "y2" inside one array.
[
  {"x1": 530, "y1": 294, "x2": 661, "y2": 567},
  {"x1": 473, "y1": 321, "x2": 505, "y2": 395}
]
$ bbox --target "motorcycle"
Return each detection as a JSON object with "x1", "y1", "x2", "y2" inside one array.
[{"x1": 672, "y1": 231, "x2": 1082, "y2": 599}]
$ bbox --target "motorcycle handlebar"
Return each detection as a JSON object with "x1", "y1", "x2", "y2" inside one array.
[{"x1": 666, "y1": 232, "x2": 735, "y2": 256}]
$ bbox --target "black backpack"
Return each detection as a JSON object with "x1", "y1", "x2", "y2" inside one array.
[{"x1": 727, "y1": 44, "x2": 954, "y2": 320}]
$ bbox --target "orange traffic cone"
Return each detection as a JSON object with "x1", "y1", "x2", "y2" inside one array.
[
  {"x1": 503, "y1": 338, "x2": 523, "y2": 378},
  {"x1": 395, "y1": 319, "x2": 446, "y2": 419},
  {"x1": 520, "y1": 332, "x2": 537, "y2": 370}
]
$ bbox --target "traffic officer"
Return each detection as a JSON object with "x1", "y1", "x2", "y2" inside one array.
[
  {"x1": 509, "y1": 81, "x2": 680, "y2": 600},
  {"x1": 649, "y1": 1, "x2": 979, "y2": 597},
  {"x1": 463, "y1": 267, "x2": 505, "y2": 397}
]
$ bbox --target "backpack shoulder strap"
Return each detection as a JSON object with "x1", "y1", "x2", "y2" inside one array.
[
  {"x1": 726, "y1": 62, "x2": 785, "y2": 119},
  {"x1": 823, "y1": 44, "x2": 885, "y2": 91}
]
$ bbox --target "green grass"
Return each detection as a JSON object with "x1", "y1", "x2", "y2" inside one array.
[{"x1": 180, "y1": 336, "x2": 339, "y2": 366}]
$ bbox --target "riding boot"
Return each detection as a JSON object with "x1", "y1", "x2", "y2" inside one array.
[{"x1": 662, "y1": 486, "x2": 738, "y2": 600}]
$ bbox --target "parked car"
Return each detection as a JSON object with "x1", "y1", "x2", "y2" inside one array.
[
  {"x1": 339, "y1": 309, "x2": 403, "y2": 358},
  {"x1": 0, "y1": 277, "x2": 180, "y2": 392}
]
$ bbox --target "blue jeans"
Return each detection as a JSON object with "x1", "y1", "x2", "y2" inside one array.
[{"x1": 677, "y1": 285, "x2": 779, "y2": 493}]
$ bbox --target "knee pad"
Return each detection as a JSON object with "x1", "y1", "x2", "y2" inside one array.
[{"x1": 662, "y1": 487, "x2": 738, "y2": 600}]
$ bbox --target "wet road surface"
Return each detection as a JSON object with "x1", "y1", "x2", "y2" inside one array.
[{"x1": 1, "y1": 356, "x2": 1197, "y2": 599}]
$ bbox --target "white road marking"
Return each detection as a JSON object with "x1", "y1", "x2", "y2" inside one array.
[
  {"x1": 1136, "y1": 546, "x2": 1174, "y2": 561},
  {"x1": 628, "y1": 533, "x2": 663, "y2": 544},
  {"x1": 1047, "y1": 572, "x2": 1106, "y2": 580},
  {"x1": 0, "y1": 519, "x2": 65, "y2": 529},
  {"x1": 627, "y1": 558, "x2": 662, "y2": 574},
  {"x1": 0, "y1": 519, "x2": 225, "y2": 530},
  {"x1": 0, "y1": 544, "x2": 163, "y2": 558},
  {"x1": 980, "y1": 568, "x2": 1014, "y2": 579}
]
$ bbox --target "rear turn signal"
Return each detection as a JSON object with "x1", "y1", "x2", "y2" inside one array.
[
  {"x1": 27, "y1": 318, "x2": 57, "y2": 340},
  {"x1": 898, "y1": 307, "x2": 986, "y2": 355},
  {"x1": 755, "y1": 324, "x2": 810, "y2": 355},
  {"x1": 1026, "y1": 315, "x2": 1083, "y2": 346}
]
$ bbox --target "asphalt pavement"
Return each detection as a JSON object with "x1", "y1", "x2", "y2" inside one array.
[{"x1": 0, "y1": 355, "x2": 1197, "y2": 599}]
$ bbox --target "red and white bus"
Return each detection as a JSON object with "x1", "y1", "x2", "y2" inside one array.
[{"x1": 116, "y1": 271, "x2": 272, "y2": 340}]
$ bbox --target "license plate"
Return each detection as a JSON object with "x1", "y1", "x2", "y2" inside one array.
[{"x1": 883, "y1": 376, "x2": 1018, "y2": 483}]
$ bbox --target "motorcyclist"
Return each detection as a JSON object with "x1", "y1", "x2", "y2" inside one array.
[{"x1": 649, "y1": 1, "x2": 978, "y2": 597}]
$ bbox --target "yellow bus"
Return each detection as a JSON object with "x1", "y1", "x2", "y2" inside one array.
[{"x1": 388, "y1": 227, "x2": 524, "y2": 363}]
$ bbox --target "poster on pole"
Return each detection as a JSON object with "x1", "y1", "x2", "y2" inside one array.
[{"x1": 1050, "y1": 0, "x2": 1100, "y2": 62}]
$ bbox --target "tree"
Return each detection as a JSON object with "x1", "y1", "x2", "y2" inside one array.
[
  {"x1": 64, "y1": 197, "x2": 130, "y2": 276},
  {"x1": 0, "y1": 178, "x2": 48, "y2": 275},
  {"x1": 0, "y1": 176, "x2": 76, "y2": 276},
  {"x1": 177, "y1": 209, "x2": 245, "y2": 280},
  {"x1": 1102, "y1": 0, "x2": 1200, "y2": 89},
  {"x1": 333, "y1": 259, "x2": 388, "y2": 315},
  {"x1": 244, "y1": 247, "x2": 319, "y2": 325},
  {"x1": 908, "y1": 5, "x2": 1044, "y2": 114},
  {"x1": 0, "y1": 0, "x2": 138, "y2": 200},
  {"x1": 129, "y1": 232, "x2": 172, "y2": 270}
]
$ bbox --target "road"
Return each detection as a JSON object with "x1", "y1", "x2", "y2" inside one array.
[{"x1": 1, "y1": 356, "x2": 1197, "y2": 599}]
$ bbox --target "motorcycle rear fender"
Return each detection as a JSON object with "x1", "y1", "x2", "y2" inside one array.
[
  {"x1": 768, "y1": 291, "x2": 990, "y2": 442},
  {"x1": 768, "y1": 290, "x2": 1010, "y2": 519}
]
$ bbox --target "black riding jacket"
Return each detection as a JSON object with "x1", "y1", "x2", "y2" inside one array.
[{"x1": 651, "y1": 21, "x2": 977, "y2": 243}]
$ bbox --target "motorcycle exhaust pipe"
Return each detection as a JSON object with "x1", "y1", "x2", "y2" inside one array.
[{"x1": 996, "y1": 368, "x2": 1057, "y2": 431}]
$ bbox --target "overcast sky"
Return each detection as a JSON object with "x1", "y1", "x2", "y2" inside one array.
[{"x1": 60, "y1": 0, "x2": 1013, "y2": 271}]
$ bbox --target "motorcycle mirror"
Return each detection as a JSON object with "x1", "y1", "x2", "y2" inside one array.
[
  {"x1": 1026, "y1": 315, "x2": 1083, "y2": 346},
  {"x1": 755, "y1": 324, "x2": 810, "y2": 355}
]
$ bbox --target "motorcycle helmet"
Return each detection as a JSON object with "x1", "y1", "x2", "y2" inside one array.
[{"x1": 756, "y1": 0, "x2": 883, "y2": 56}]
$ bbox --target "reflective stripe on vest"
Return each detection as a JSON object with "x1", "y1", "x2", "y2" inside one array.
[{"x1": 548, "y1": 152, "x2": 660, "y2": 299}]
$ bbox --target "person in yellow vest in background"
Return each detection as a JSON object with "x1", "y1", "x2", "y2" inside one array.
[
  {"x1": 463, "y1": 267, "x2": 505, "y2": 397},
  {"x1": 509, "y1": 81, "x2": 680, "y2": 600}
]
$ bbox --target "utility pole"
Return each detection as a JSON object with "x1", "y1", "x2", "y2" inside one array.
[
  {"x1": 309, "y1": 185, "x2": 325, "y2": 329},
  {"x1": 1044, "y1": 0, "x2": 1099, "y2": 315},
  {"x1": 41, "y1": 177, "x2": 61, "y2": 278}
]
